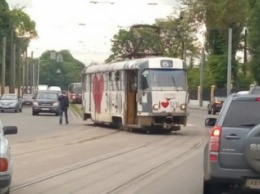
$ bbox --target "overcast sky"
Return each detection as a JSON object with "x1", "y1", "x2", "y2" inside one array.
[{"x1": 6, "y1": 0, "x2": 181, "y2": 65}]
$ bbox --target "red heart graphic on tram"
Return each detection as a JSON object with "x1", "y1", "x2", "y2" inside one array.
[
  {"x1": 161, "y1": 101, "x2": 169, "y2": 108},
  {"x1": 92, "y1": 74, "x2": 104, "y2": 113}
]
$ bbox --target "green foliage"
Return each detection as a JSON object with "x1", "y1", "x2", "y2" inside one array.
[
  {"x1": 39, "y1": 50, "x2": 85, "y2": 90},
  {"x1": 0, "y1": 0, "x2": 10, "y2": 37},
  {"x1": 248, "y1": 1, "x2": 260, "y2": 85},
  {"x1": 207, "y1": 55, "x2": 227, "y2": 87}
]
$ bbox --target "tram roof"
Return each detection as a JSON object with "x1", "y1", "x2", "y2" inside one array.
[{"x1": 81, "y1": 57, "x2": 186, "y2": 74}]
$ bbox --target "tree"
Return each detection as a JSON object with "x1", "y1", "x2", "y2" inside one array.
[
  {"x1": 106, "y1": 14, "x2": 200, "y2": 63},
  {"x1": 39, "y1": 50, "x2": 85, "y2": 89},
  {"x1": 182, "y1": 0, "x2": 249, "y2": 88},
  {"x1": 248, "y1": 0, "x2": 260, "y2": 85}
]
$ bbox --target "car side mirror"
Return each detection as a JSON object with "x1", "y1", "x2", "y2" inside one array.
[{"x1": 205, "y1": 118, "x2": 217, "y2": 127}]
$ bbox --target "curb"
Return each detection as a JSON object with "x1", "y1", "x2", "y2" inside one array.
[{"x1": 69, "y1": 105, "x2": 81, "y2": 118}]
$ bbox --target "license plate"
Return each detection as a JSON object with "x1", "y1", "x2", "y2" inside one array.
[
  {"x1": 246, "y1": 179, "x2": 260, "y2": 189},
  {"x1": 42, "y1": 108, "x2": 49, "y2": 111}
]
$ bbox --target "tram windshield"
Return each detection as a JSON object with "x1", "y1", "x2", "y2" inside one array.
[{"x1": 141, "y1": 69, "x2": 187, "y2": 91}]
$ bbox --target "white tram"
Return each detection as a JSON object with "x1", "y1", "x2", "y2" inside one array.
[{"x1": 81, "y1": 57, "x2": 189, "y2": 132}]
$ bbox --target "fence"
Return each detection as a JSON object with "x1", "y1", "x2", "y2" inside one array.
[{"x1": 189, "y1": 85, "x2": 253, "y2": 101}]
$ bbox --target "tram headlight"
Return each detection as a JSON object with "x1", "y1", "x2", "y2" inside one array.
[
  {"x1": 153, "y1": 104, "x2": 160, "y2": 110},
  {"x1": 180, "y1": 104, "x2": 186, "y2": 110}
]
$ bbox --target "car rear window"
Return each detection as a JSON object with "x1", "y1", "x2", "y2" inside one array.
[
  {"x1": 223, "y1": 100, "x2": 260, "y2": 127},
  {"x1": 251, "y1": 88, "x2": 260, "y2": 94}
]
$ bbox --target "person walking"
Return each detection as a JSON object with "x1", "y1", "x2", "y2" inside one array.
[{"x1": 58, "y1": 90, "x2": 69, "y2": 125}]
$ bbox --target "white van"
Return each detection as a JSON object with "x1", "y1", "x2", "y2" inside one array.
[
  {"x1": 49, "y1": 86, "x2": 62, "y2": 95},
  {"x1": 38, "y1": 85, "x2": 49, "y2": 91}
]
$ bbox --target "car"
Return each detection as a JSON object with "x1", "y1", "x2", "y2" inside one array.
[
  {"x1": 0, "y1": 94, "x2": 23, "y2": 113},
  {"x1": 0, "y1": 121, "x2": 18, "y2": 194},
  {"x1": 203, "y1": 93, "x2": 260, "y2": 194},
  {"x1": 237, "y1": 90, "x2": 249, "y2": 95},
  {"x1": 207, "y1": 96, "x2": 226, "y2": 115},
  {"x1": 21, "y1": 93, "x2": 33, "y2": 106},
  {"x1": 49, "y1": 86, "x2": 62, "y2": 95},
  {"x1": 249, "y1": 85, "x2": 260, "y2": 94},
  {"x1": 32, "y1": 90, "x2": 60, "y2": 116}
]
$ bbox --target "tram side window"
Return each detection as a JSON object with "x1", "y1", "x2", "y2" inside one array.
[
  {"x1": 83, "y1": 75, "x2": 87, "y2": 92},
  {"x1": 141, "y1": 70, "x2": 149, "y2": 90},
  {"x1": 109, "y1": 72, "x2": 114, "y2": 91},
  {"x1": 115, "y1": 71, "x2": 121, "y2": 91},
  {"x1": 105, "y1": 73, "x2": 109, "y2": 91}
]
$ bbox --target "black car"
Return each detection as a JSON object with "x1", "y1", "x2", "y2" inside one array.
[
  {"x1": 204, "y1": 93, "x2": 260, "y2": 193},
  {"x1": 207, "y1": 96, "x2": 226, "y2": 114},
  {"x1": 32, "y1": 91, "x2": 60, "y2": 116}
]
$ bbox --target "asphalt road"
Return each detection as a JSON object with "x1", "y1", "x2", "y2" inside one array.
[{"x1": 0, "y1": 106, "x2": 215, "y2": 194}]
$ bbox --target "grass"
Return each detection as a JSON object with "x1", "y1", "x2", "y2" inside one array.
[{"x1": 69, "y1": 103, "x2": 83, "y2": 118}]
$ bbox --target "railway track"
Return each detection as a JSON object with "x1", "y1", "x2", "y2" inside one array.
[{"x1": 10, "y1": 128, "x2": 207, "y2": 193}]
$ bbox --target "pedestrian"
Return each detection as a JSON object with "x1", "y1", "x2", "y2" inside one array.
[{"x1": 58, "y1": 90, "x2": 69, "y2": 125}]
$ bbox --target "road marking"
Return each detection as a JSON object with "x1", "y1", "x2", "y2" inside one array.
[{"x1": 186, "y1": 124, "x2": 195, "y2": 127}]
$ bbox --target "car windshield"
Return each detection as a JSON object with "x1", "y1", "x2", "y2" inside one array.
[
  {"x1": 36, "y1": 93, "x2": 58, "y2": 100},
  {"x1": 22, "y1": 94, "x2": 32, "y2": 99},
  {"x1": 1, "y1": 95, "x2": 17, "y2": 100},
  {"x1": 223, "y1": 100, "x2": 260, "y2": 127},
  {"x1": 141, "y1": 69, "x2": 187, "y2": 91},
  {"x1": 214, "y1": 97, "x2": 226, "y2": 102}
]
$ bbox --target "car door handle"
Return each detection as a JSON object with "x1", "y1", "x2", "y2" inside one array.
[{"x1": 225, "y1": 135, "x2": 241, "y2": 139}]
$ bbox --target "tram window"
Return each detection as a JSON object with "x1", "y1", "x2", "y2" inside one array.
[{"x1": 141, "y1": 70, "x2": 149, "y2": 90}]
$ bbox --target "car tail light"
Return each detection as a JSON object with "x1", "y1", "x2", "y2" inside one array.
[
  {"x1": 209, "y1": 126, "x2": 222, "y2": 152},
  {"x1": 0, "y1": 158, "x2": 8, "y2": 172},
  {"x1": 256, "y1": 98, "x2": 260, "y2": 102}
]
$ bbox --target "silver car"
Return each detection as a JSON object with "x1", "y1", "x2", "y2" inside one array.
[
  {"x1": 0, "y1": 121, "x2": 17, "y2": 194},
  {"x1": 0, "y1": 94, "x2": 23, "y2": 113}
]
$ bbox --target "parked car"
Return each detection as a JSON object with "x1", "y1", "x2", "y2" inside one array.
[
  {"x1": 21, "y1": 93, "x2": 33, "y2": 106},
  {"x1": 32, "y1": 90, "x2": 60, "y2": 116},
  {"x1": 249, "y1": 85, "x2": 260, "y2": 94},
  {"x1": 0, "y1": 94, "x2": 23, "y2": 113},
  {"x1": 0, "y1": 121, "x2": 18, "y2": 194},
  {"x1": 203, "y1": 93, "x2": 260, "y2": 194},
  {"x1": 207, "y1": 96, "x2": 226, "y2": 115}
]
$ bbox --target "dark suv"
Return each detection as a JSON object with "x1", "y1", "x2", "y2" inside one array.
[
  {"x1": 32, "y1": 90, "x2": 60, "y2": 116},
  {"x1": 204, "y1": 94, "x2": 260, "y2": 193}
]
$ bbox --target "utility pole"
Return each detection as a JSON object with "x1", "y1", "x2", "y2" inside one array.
[
  {"x1": 10, "y1": 42, "x2": 16, "y2": 93},
  {"x1": 199, "y1": 47, "x2": 205, "y2": 107},
  {"x1": 227, "y1": 28, "x2": 232, "y2": 96},
  {"x1": 17, "y1": 46, "x2": 22, "y2": 98},
  {"x1": 29, "y1": 51, "x2": 33, "y2": 93},
  {"x1": 9, "y1": 30, "x2": 14, "y2": 93},
  {"x1": 25, "y1": 49, "x2": 28, "y2": 94},
  {"x1": 21, "y1": 51, "x2": 26, "y2": 95},
  {"x1": 1, "y1": 36, "x2": 6, "y2": 96},
  {"x1": 244, "y1": 29, "x2": 247, "y2": 63}
]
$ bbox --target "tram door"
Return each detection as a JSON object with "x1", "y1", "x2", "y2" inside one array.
[{"x1": 125, "y1": 70, "x2": 137, "y2": 125}]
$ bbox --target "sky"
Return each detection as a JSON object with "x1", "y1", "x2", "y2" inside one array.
[{"x1": 6, "y1": 0, "x2": 182, "y2": 65}]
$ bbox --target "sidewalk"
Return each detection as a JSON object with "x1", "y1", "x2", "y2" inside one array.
[{"x1": 188, "y1": 100, "x2": 208, "y2": 110}]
